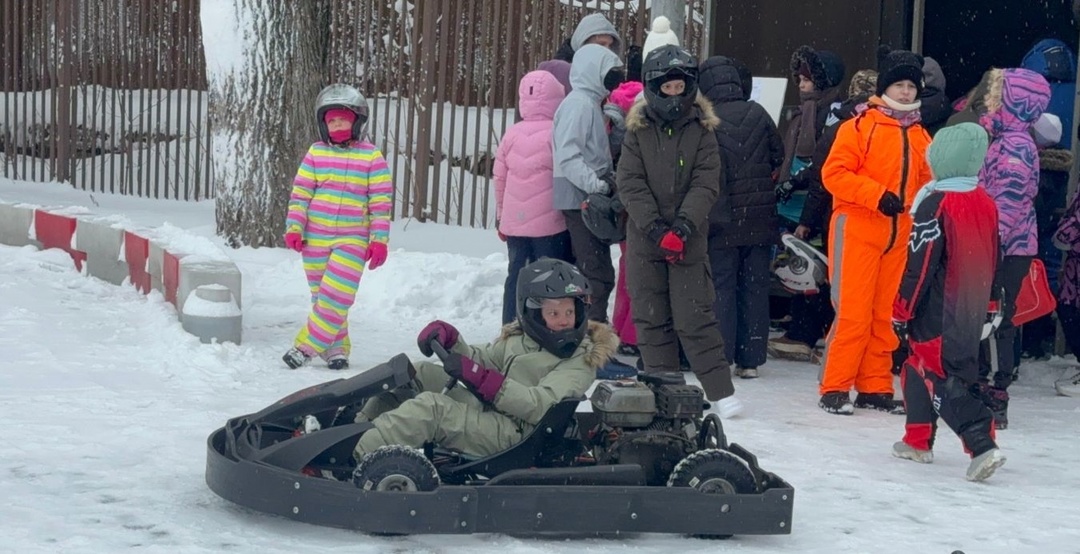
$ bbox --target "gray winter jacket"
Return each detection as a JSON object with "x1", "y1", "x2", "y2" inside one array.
[
  {"x1": 552, "y1": 44, "x2": 623, "y2": 210},
  {"x1": 571, "y1": 13, "x2": 622, "y2": 53}
]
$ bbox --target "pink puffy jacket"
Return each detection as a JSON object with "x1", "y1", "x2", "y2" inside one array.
[{"x1": 494, "y1": 71, "x2": 568, "y2": 238}]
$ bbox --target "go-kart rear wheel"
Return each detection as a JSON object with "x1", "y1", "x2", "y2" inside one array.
[
  {"x1": 352, "y1": 445, "x2": 440, "y2": 492},
  {"x1": 668, "y1": 449, "x2": 758, "y2": 539}
]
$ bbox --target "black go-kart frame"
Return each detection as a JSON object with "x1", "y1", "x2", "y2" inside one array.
[{"x1": 206, "y1": 350, "x2": 794, "y2": 537}]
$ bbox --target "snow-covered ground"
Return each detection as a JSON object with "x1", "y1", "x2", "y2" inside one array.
[{"x1": 3, "y1": 180, "x2": 1080, "y2": 553}]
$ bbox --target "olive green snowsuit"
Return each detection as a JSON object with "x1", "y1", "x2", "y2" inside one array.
[{"x1": 353, "y1": 321, "x2": 617, "y2": 460}]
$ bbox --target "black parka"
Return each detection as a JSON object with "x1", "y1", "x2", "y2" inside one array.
[
  {"x1": 698, "y1": 57, "x2": 785, "y2": 247},
  {"x1": 617, "y1": 94, "x2": 722, "y2": 262}
]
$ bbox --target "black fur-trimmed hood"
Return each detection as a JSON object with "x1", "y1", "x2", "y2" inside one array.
[
  {"x1": 625, "y1": 94, "x2": 721, "y2": 132},
  {"x1": 791, "y1": 45, "x2": 845, "y2": 90}
]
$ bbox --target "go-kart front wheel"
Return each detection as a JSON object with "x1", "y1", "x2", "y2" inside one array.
[
  {"x1": 667, "y1": 449, "x2": 759, "y2": 540},
  {"x1": 667, "y1": 448, "x2": 757, "y2": 494},
  {"x1": 352, "y1": 445, "x2": 440, "y2": 492}
]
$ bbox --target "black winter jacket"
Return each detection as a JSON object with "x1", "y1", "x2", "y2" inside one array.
[
  {"x1": 698, "y1": 57, "x2": 785, "y2": 247},
  {"x1": 797, "y1": 95, "x2": 868, "y2": 239}
]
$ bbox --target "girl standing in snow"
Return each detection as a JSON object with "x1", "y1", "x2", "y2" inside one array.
[
  {"x1": 493, "y1": 70, "x2": 572, "y2": 325},
  {"x1": 617, "y1": 45, "x2": 742, "y2": 418},
  {"x1": 281, "y1": 84, "x2": 393, "y2": 370}
]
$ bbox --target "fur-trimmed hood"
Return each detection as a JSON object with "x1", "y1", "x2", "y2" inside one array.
[
  {"x1": 791, "y1": 45, "x2": 845, "y2": 91},
  {"x1": 1041, "y1": 148, "x2": 1073, "y2": 173},
  {"x1": 625, "y1": 93, "x2": 720, "y2": 132},
  {"x1": 499, "y1": 320, "x2": 618, "y2": 369},
  {"x1": 981, "y1": 67, "x2": 1051, "y2": 135}
]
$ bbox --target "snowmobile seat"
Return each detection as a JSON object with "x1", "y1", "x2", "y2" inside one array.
[{"x1": 434, "y1": 396, "x2": 583, "y2": 480}]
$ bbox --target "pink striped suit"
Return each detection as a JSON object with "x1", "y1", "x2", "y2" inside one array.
[{"x1": 285, "y1": 140, "x2": 393, "y2": 359}]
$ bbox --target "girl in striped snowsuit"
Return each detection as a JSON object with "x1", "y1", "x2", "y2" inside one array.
[{"x1": 282, "y1": 84, "x2": 393, "y2": 370}]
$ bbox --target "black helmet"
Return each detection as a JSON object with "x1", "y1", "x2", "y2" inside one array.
[
  {"x1": 642, "y1": 45, "x2": 699, "y2": 122},
  {"x1": 581, "y1": 192, "x2": 626, "y2": 244},
  {"x1": 515, "y1": 258, "x2": 592, "y2": 358},
  {"x1": 315, "y1": 84, "x2": 370, "y2": 144}
]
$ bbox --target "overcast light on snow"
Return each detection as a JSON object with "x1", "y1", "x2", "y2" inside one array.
[
  {"x1": 2, "y1": 179, "x2": 1080, "y2": 553},
  {"x1": 1, "y1": 3, "x2": 1078, "y2": 548}
]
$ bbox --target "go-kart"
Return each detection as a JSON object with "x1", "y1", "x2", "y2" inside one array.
[{"x1": 205, "y1": 343, "x2": 794, "y2": 537}]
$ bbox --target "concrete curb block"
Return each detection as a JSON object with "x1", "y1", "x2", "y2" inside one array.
[{"x1": 0, "y1": 200, "x2": 243, "y2": 344}]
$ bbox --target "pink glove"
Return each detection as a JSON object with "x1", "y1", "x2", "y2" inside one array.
[
  {"x1": 366, "y1": 242, "x2": 388, "y2": 270},
  {"x1": 284, "y1": 232, "x2": 304, "y2": 252}
]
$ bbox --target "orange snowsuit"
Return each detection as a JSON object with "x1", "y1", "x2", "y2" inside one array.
[{"x1": 820, "y1": 99, "x2": 933, "y2": 395}]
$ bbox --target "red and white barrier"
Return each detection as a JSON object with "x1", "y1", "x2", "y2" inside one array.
[{"x1": 0, "y1": 201, "x2": 242, "y2": 344}]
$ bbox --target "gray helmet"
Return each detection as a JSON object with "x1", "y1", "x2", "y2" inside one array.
[
  {"x1": 642, "y1": 45, "x2": 699, "y2": 122},
  {"x1": 515, "y1": 258, "x2": 592, "y2": 358},
  {"x1": 315, "y1": 84, "x2": 370, "y2": 144}
]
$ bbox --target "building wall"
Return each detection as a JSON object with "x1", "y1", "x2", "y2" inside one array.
[
  {"x1": 708, "y1": 0, "x2": 911, "y2": 116},
  {"x1": 922, "y1": 0, "x2": 1078, "y2": 100}
]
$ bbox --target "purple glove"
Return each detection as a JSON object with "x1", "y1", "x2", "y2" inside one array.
[
  {"x1": 284, "y1": 232, "x2": 304, "y2": 252},
  {"x1": 417, "y1": 320, "x2": 460, "y2": 357},
  {"x1": 443, "y1": 354, "x2": 505, "y2": 403}
]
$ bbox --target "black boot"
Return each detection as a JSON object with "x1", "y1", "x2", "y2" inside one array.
[
  {"x1": 283, "y1": 347, "x2": 310, "y2": 370},
  {"x1": 327, "y1": 357, "x2": 349, "y2": 370},
  {"x1": 854, "y1": 393, "x2": 906, "y2": 415},
  {"x1": 819, "y1": 392, "x2": 854, "y2": 415}
]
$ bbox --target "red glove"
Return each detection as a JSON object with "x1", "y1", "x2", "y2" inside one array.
[
  {"x1": 443, "y1": 353, "x2": 505, "y2": 403},
  {"x1": 659, "y1": 231, "x2": 684, "y2": 263},
  {"x1": 284, "y1": 232, "x2": 304, "y2": 252},
  {"x1": 417, "y1": 320, "x2": 460, "y2": 357},
  {"x1": 366, "y1": 242, "x2": 388, "y2": 270}
]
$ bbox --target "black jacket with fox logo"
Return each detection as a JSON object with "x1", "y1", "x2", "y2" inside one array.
[{"x1": 893, "y1": 188, "x2": 999, "y2": 382}]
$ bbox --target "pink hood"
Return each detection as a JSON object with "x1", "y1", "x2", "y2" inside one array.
[
  {"x1": 493, "y1": 71, "x2": 568, "y2": 238},
  {"x1": 519, "y1": 70, "x2": 566, "y2": 122},
  {"x1": 607, "y1": 81, "x2": 644, "y2": 114}
]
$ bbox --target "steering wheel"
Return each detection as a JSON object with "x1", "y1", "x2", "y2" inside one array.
[{"x1": 428, "y1": 340, "x2": 459, "y2": 394}]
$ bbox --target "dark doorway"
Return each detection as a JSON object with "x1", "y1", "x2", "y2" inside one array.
[
  {"x1": 710, "y1": 0, "x2": 910, "y2": 116},
  {"x1": 922, "y1": 0, "x2": 1078, "y2": 100}
]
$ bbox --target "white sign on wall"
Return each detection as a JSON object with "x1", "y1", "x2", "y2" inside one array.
[{"x1": 750, "y1": 77, "x2": 789, "y2": 126}]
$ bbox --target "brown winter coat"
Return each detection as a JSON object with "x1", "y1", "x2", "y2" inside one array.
[{"x1": 617, "y1": 94, "x2": 722, "y2": 261}]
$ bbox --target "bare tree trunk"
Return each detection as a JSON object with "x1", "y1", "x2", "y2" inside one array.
[{"x1": 201, "y1": 1, "x2": 327, "y2": 248}]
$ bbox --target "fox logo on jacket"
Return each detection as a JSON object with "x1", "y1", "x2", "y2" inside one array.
[{"x1": 910, "y1": 219, "x2": 941, "y2": 252}]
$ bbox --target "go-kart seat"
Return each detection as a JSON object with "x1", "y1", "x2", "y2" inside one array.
[{"x1": 434, "y1": 396, "x2": 583, "y2": 479}]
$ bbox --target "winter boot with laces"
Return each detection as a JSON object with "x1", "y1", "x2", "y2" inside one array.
[
  {"x1": 283, "y1": 347, "x2": 311, "y2": 370},
  {"x1": 819, "y1": 391, "x2": 854, "y2": 415},
  {"x1": 734, "y1": 365, "x2": 759, "y2": 379},
  {"x1": 327, "y1": 355, "x2": 349, "y2": 370},
  {"x1": 854, "y1": 392, "x2": 906, "y2": 415},
  {"x1": 966, "y1": 448, "x2": 1006, "y2": 482},
  {"x1": 892, "y1": 440, "x2": 934, "y2": 463}
]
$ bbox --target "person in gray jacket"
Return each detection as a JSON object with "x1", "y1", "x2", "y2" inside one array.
[
  {"x1": 553, "y1": 12, "x2": 622, "y2": 62},
  {"x1": 552, "y1": 43, "x2": 624, "y2": 322}
]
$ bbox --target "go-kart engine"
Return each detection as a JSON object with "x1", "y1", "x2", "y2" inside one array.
[{"x1": 589, "y1": 379, "x2": 704, "y2": 429}]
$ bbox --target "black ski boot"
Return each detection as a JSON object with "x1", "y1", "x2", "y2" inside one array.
[
  {"x1": 819, "y1": 392, "x2": 854, "y2": 415},
  {"x1": 854, "y1": 393, "x2": 906, "y2": 415},
  {"x1": 283, "y1": 347, "x2": 311, "y2": 370},
  {"x1": 327, "y1": 356, "x2": 349, "y2": 370}
]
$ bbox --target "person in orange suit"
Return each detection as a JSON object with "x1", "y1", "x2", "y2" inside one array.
[{"x1": 818, "y1": 49, "x2": 934, "y2": 415}]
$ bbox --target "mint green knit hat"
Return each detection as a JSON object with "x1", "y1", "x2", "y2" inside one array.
[{"x1": 926, "y1": 123, "x2": 989, "y2": 179}]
